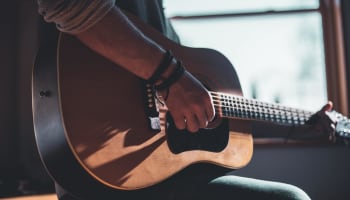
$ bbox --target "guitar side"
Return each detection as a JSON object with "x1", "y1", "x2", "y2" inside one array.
[
  {"x1": 58, "y1": 34, "x2": 253, "y2": 190},
  {"x1": 32, "y1": 14, "x2": 253, "y2": 194}
]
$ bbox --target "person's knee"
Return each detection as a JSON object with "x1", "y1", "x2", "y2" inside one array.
[
  {"x1": 203, "y1": 176, "x2": 311, "y2": 200},
  {"x1": 274, "y1": 183, "x2": 311, "y2": 200}
]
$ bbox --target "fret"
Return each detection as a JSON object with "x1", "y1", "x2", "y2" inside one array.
[{"x1": 211, "y1": 92, "x2": 313, "y2": 126}]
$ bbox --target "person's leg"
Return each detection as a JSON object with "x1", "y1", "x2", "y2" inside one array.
[
  {"x1": 53, "y1": 167, "x2": 311, "y2": 200},
  {"x1": 202, "y1": 175, "x2": 311, "y2": 200}
]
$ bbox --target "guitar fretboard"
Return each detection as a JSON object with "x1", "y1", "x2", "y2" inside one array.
[{"x1": 211, "y1": 92, "x2": 313, "y2": 126}]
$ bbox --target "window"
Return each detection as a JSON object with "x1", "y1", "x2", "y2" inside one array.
[{"x1": 163, "y1": 0, "x2": 347, "y2": 114}]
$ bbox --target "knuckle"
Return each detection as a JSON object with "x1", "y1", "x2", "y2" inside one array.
[
  {"x1": 188, "y1": 126, "x2": 199, "y2": 133},
  {"x1": 175, "y1": 121, "x2": 186, "y2": 130},
  {"x1": 186, "y1": 118, "x2": 199, "y2": 133}
]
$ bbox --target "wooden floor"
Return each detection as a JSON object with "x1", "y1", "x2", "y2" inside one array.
[{"x1": 0, "y1": 194, "x2": 57, "y2": 200}]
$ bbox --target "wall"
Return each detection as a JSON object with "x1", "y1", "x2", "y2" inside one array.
[
  {"x1": 0, "y1": 1, "x2": 53, "y2": 197},
  {"x1": 233, "y1": 145, "x2": 350, "y2": 200},
  {"x1": 0, "y1": 0, "x2": 20, "y2": 179}
]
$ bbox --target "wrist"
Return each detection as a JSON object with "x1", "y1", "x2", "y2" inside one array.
[
  {"x1": 146, "y1": 50, "x2": 186, "y2": 91},
  {"x1": 154, "y1": 60, "x2": 185, "y2": 91}
]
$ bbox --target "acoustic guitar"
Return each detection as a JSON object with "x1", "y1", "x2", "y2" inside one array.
[{"x1": 32, "y1": 13, "x2": 350, "y2": 196}]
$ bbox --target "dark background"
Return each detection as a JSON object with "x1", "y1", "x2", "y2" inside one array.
[{"x1": 1, "y1": 1, "x2": 350, "y2": 199}]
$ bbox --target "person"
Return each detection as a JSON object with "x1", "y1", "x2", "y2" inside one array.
[{"x1": 36, "y1": 0, "x2": 336, "y2": 199}]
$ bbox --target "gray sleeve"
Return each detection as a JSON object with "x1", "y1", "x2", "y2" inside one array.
[{"x1": 37, "y1": 0, "x2": 116, "y2": 34}]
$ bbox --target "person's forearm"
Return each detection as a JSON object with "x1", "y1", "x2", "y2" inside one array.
[{"x1": 74, "y1": 6, "x2": 166, "y2": 80}]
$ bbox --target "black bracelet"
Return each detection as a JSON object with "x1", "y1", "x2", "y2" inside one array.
[
  {"x1": 147, "y1": 50, "x2": 174, "y2": 84},
  {"x1": 155, "y1": 60, "x2": 185, "y2": 91}
]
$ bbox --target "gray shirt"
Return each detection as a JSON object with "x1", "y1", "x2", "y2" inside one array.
[{"x1": 37, "y1": 0, "x2": 115, "y2": 34}]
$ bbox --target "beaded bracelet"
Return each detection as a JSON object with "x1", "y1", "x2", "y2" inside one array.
[
  {"x1": 147, "y1": 50, "x2": 174, "y2": 84},
  {"x1": 155, "y1": 60, "x2": 185, "y2": 91}
]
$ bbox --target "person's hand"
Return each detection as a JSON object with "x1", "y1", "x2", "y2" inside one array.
[
  {"x1": 304, "y1": 101, "x2": 337, "y2": 141},
  {"x1": 159, "y1": 70, "x2": 215, "y2": 133}
]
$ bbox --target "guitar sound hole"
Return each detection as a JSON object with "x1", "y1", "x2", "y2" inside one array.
[{"x1": 166, "y1": 113, "x2": 229, "y2": 154}]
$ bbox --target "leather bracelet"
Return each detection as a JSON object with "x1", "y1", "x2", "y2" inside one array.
[
  {"x1": 155, "y1": 60, "x2": 185, "y2": 91},
  {"x1": 147, "y1": 50, "x2": 174, "y2": 84}
]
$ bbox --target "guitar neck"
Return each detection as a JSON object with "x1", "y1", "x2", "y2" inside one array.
[{"x1": 210, "y1": 92, "x2": 313, "y2": 126}]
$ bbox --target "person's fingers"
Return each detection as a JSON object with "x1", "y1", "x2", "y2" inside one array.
[
  {"x1": 184, "y1": 113, "x2": 200, "y2": 133},
  {"x1": 321, "y1": 101, "x2": 333, "y2": 112},
  {"x1": 205, "y1": 94, "x2": 215, "y2": 122},
  {"x1": 194, "y1": 106, "x2": 208, "y2": 129},
  {"x1": 171, "y1": 112, "x2": 186, "y2": 130}
]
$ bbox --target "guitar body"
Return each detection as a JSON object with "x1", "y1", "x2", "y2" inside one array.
[{"x1": 32, "y1": 16, "x2": 253, "y2": 196}]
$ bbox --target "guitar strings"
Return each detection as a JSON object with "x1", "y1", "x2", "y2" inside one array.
[
  {"x1": 209, "y1": 92, "x2": 312, "y2": 115},
  {"x1": 209, "y1": 91, "x2": 312, "y2": 124}
]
